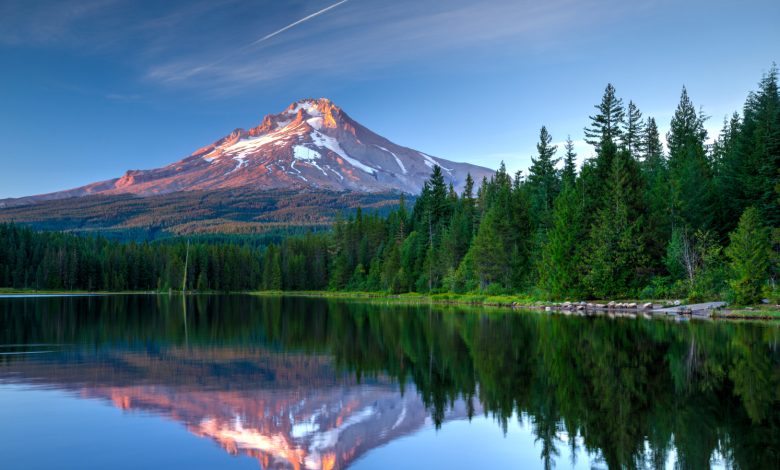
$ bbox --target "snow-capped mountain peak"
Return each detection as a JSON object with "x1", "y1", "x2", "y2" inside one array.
[{"x1": 9, "y1": 99, "x2": 493, "y2": 203}]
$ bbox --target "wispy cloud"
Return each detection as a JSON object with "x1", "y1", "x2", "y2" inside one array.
[
  {"x1": 163, "y1": 0, "x2": 350, "y2": 83},
  {"x1": 0, "y1": 0, "x2": 123, "y2": 46},
  {"x1": 0, "y1": 0, "x2": 638, "y2": 94},
  {"x1": 143, "y1": 0, "x2": 637, "y2": 93}
]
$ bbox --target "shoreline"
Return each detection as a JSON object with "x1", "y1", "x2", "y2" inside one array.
[
  {"x1": 248, "y1": 291, "x2": 780, "y2": 322},
  {"x1": 2, "y1": 289, "x2": 778, "y2": 321}
]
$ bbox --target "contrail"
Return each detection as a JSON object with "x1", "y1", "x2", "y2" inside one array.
[
  {"x1": 179, "y1": 0, "x2": 349, "y2": 80},
  {"x1": 250, "y1": 0, "x2": 349, "y2": 46}
]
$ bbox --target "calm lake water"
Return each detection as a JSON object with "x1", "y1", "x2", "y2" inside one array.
[{"x1": 0, "y1": 295, "x2": 778, "y2": 469}]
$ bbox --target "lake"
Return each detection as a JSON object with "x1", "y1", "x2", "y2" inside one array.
[{"x1": 0, "y1": 294, "x2": 778, "y2": 469}]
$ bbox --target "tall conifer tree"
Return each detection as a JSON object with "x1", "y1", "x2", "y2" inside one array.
[
  {"x1": 561, "y1": 136, "x2": 577, "y2": 188},
  {"x1": 667, "y1": 87, "x2": 712, "y2": 230},
  {"x1": 584, "y1": 83, "x2": 625, "y2": 150},
  {"x1": 621, "y1": 100, "x2": 645, "y2": 157}
]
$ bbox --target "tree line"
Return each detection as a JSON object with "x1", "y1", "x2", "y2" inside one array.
[
  {"x1": 0, "y1": 224, "x2": 262, "y2": 291},
  {"x1": 321, "y1": 65, "x2": 779, "y2": 303},
  {"x1": 1, "y1": 65, "x2": 777, "y2": 302}
]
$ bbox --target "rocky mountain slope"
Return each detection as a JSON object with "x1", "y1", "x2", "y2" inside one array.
[{"x1": 2, "y1": 98, "x2": 492, "y2": 208}]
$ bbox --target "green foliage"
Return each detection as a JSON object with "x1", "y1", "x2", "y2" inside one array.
[
  {"x1": 584, "y1": 83, "x2": 625, "y2": 150},
  {"x1": 561, "y1": 136, "x2": 577, "y2": 189},
  {"x1": 726, "y1": 207, "x2": 771, "y2": 304},
  {"x1": 538, "y1": 186, "x2": 584, "y2": 299},
  {"x1": 0, "y1": 223, "x2": 261, "y2": 292},
  {"x1": 621, "y1": 100, "x2": 645, "y2": 156},
  {"x1": 667, "y1": 86, "x2": 712, "y2": 231},
  {"x1": 2, "y1": 67, "x2": 778, "y2": 302},
  {"x1": 527, "y1": 126, "x2": 560, "y2": 230}
]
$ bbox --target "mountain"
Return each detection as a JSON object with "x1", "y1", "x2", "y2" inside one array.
[{"x1": 2, "y1": 98, "x2": 493, "y2": 207}]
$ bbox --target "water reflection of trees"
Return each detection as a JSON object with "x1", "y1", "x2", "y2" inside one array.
[{"x1": 1, "y1": 295, "x2": 778, "y2": 468}]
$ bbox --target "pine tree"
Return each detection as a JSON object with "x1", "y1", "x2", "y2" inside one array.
[
  {"x1": 643, "y1": 117, "x2": 664, "y2": 163},
  {"x1": 711, "y1": 113, "x2": 742, "y2": 237},
  {"x1": 584, "y1": 83, "x2": 625, "y2": 150},
  {"x1": 642, "y1": 116, "x2": 672, "y2": 269},
  {"x1": 584, "y1": 148, "x2": 647, "y2": 298},
  {"x1": 667, "y1": 86, "x2": 712, "y2": 231},
  {"x1": 723, "y1": 65, "x2": 780, "y2": 230},
  {"x1": 561, "y1": 136, "x2": 577, "y2": 189},
  {"x1": 527, "y1": 126, "x2": 560, "y2": 230},
  {"x1": 538, "y1": 185, "x2": 584, "y2": 299},
  {"x1": 621, "y1": 100, "x2": 645, "y2": 157},
  {"x1": 463, "y1": 173, "x2": 474, "y2": 200},
  {"x1": 467, "y1": 207, "x2": 506, "y2": 289},
  {"x1": 726, "y1": 207, "x2": 771, "y2": 304}
]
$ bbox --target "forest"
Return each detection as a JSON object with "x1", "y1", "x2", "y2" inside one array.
[{"x1": 1, "y1": 65, "x2": 778, "y2": 303}]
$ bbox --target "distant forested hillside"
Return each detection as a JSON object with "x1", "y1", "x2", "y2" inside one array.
[{"x1": 0, "y1": 188, "x2": 403, "y2": 239}]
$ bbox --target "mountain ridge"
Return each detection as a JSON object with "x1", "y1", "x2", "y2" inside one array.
[{"x1": 1, "y1": 98, "x2": 493, "y2": 208}]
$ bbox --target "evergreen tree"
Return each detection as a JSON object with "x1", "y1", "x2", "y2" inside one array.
[
  {"x1": 527, "y1": 126, "x2": 561, "y2": 230},
  {"x1": 725, "y1": 207, "x2": 771, "y2": 304},
  {"x1": 667, "y1": 86, "x2": 712, "y2": 230},
  {"x1": 467, "y1": 207, "x2": 506, "y2": 289},
  {"x1": 561, "y1": 136, "x2": 577, "y2": 189},
  {"x1": 711, "y1": 113, "x2": 742, "y2": 237},
  {"x1": 584, "y1": 83, "x2": 625, "y2": 151},
  {"x1": 642, "y1": 116, "x2": 672, "y2": 269},
  {"x1": 538, "y1": 185, "x2": 584, "y2": 299},
  {"x1": 621, "y1": 100, "x2": 645, "y2": 157},
  {"x1": 721, "y1": 65, "x2": 780, "y2": 231},
  {"x1": 643, "y1": 117, "x2": 664, "y2": 163},
  {"x1": 584, "y1": 148, "x2": 647, "y2": 298}
]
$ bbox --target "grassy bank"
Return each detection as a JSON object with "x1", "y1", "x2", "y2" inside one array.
[
  {"x1": 251, "y1": 290, "x2": 780, "y2": 321},
  {"x1": 712, "y1": 305, "x2": 780, "y2": 320},
  {"x1": 250, "y1": 290, "x2": 544, "y2": 308},
  {"x1": 4, "y1": 288, "x2": 778, "y2": 321}
]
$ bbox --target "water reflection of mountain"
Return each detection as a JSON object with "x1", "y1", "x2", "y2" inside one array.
[
  {"x1": 1, "y1": 347, "x2": 476, "y2": 470},
  {"x1": 1, "y1": 294, "x2": 779, "y2": 469}
]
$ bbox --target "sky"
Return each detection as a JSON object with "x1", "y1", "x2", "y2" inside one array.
[{"x1": 0, "y1": 0, "x2": 778, "y2": 198}]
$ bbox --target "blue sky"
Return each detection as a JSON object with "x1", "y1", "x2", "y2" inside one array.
[{"x1": 0, "y1": 0, "x2": 778, "y2": 198}]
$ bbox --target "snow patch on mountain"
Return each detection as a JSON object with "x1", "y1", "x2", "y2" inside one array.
[
  {"x1": 293, "y1": 145, "x2": 320, "y2": 161},
  {"x1": 307, "y1": 117, "x2": 323, "y2": 130},
  {"x1": 232, "y1": 156, "x2": 248, "y2": 171},
  {"x1": 222, "y1": 133, "x2": 284, "y2": 160},
  {"x1": 419, "y1": 152, "x2": 452, "y2": 173},
  {"x1": 311, "y1": 130, "x2": 376, "y2": 174},
  {"x1": 375, "y1": 145, "x2": 407, "y2": 174},
  {"x1": 293, "y1": 145, "x2": 328, "y2": 176}
]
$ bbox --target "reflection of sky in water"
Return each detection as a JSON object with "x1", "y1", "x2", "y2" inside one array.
[
  {"x1": 0, "y1": 295, "x2": 773, "y2": 469},
  {"x1": 0, "y1": 385, "x2": 257, "y2": 470},
  {"x1": 0, "y1": 382, "x2": 726, "y2": 469}
]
